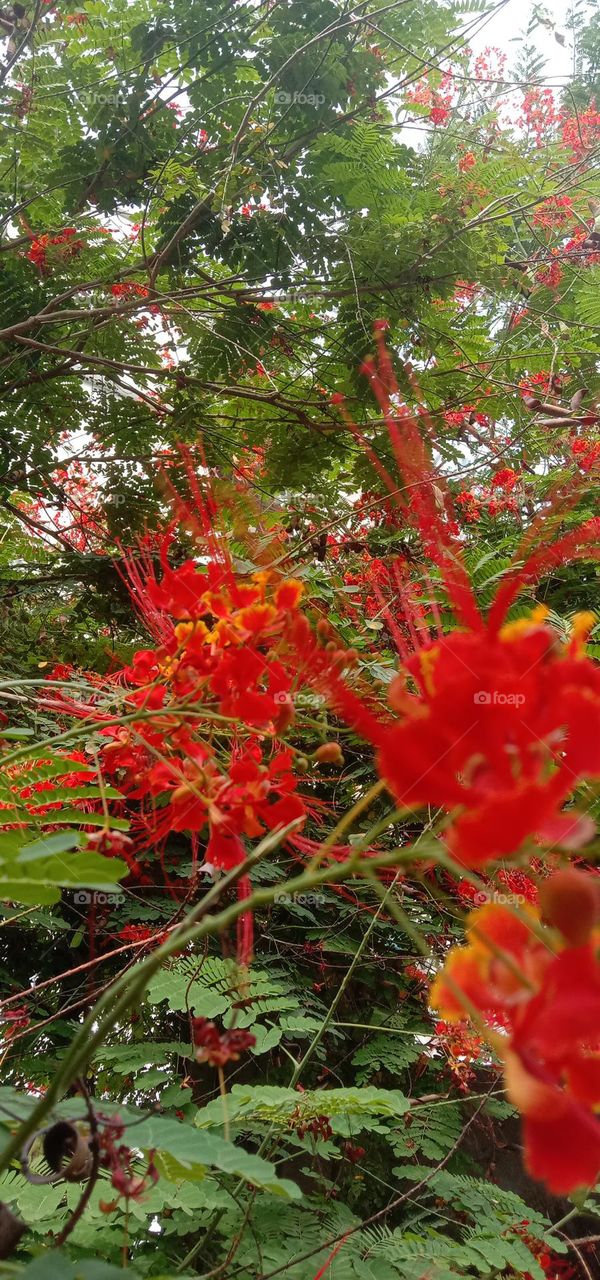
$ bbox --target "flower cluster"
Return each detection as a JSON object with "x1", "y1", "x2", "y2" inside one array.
[
  {"x1": 535, "y1": 251, "x2": 562, "y2": 290},
  {"x1": 433, "y1": 1020, "x2": 484, "y2": 1090},
  {"x1": 561, "y1": 103, "x2": 600, "y2": 159},
  {"x1": 457, "y1": 152, "x2": 476, "y2": 173},
  {"x1": 307, "y1": 334, "x2": 600, "y2": 882},
  {"x1": 430, "y1": 870, "x2": 600, "y2": 1193},
  {"x1": 359, "y1": 607, "x2": 599, "y2": 868},
  {"x1": 442, "y1": 404, "x2": 490, "y2": 432},
  {"x1": 97, "y1": 536, "x2": 310, "y2": 959},
  {"x1": 405, "y1": 69, "x2": 455, "y2": 125},
  {"x1": 518, "y1": 371, "x2": 562, "y2": 398},
  {"x1": 455, "y1": 484, "x2": 518, "y2": 522},
  {"x1": 22, "y1": 460, "x2": 109, "y2": 553},
  {"x1": 98, "y1": 1115, "x2": 159, "y2": 1208},
  {"x1": 531, "y1": 196, "x2": 573, "y2": 230},
  {"x1": 110, "y1": 282, "x2": 149, "y2": 298},
  {"x1": 473, "y1": 47, "x2": 506, "y2": 84},
  {"x1": 571, "y1": 436, "x2": 600, "y2": 473},
  {"x1": 192, "y1": 1017, "x2": 256, "y2": 1066},
  {"x1": 518, "y1": 88, "x2": 559, "y2": 146},
  {"x1": 26, "y1": 227, "x2": 85, "y2": 272},
  {"x1": 0, "y1": 751, "x2": 96, "y2": 822}
]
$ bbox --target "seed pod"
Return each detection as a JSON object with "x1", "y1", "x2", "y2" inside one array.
[
  {"x1": 537, "y1": 418, "x2": 579, "y2": 428},
  {"x1": 538, "y1": 401, "x2": 574, "y2": 418},
  {"x1": 0, "y1": 1202, "x2": 26, "y2": 1259},
  {"x1": 42, "y1": 1121, "x2": 93, "y2": 1183},
  {"x1": 570, "y1": 388, "x2": 589, "y2": 412},
  {"x1": 522, "y1": 395, "x2": 542, "y2": 411}
]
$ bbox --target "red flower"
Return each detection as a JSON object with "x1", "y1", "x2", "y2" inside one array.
[
  {"x1": 309, "y1": 334, "x2": 600, "y2": 872},
  {"x1": 192, "y1": 1018, "x2": 256, "y2": 1066},
  {"x1": 376, "y1": 614, "x2": 600, "y2": 866},
  {"x1": 491, "y1": 467, "x2": 519, "y2": 492},
  {"x1": 110, "y1": 282, "x2": 149, "y2": 298},
  {"x1": 458, "y1": 151, "x2": 476, "y2": 172},
  {"x1": 430, "y1": 877, "x2": 600, "y2": 1193}
]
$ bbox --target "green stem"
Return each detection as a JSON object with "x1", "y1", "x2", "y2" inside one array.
[
  {"x1": 288, "y1": 868, "x2": 404, "y2": 1089},
  {"x1": 0, "y1": 843, "x2": 422, "y2": 1177}
]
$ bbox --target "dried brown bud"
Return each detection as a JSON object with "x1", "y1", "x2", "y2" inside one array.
[{"x1": 42, "y1": 1121, "x2": 93, "y2": 1183}]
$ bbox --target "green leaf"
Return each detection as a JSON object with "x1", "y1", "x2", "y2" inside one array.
[
  {"x1": 16, "y1": 831, "x2": 82, "y2": 860},
  {"x1": 126, "y1": 1115, "x2": 301, "y2": 1198}
]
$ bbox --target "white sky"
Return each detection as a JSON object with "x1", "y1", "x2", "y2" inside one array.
[{"x1": 468, "y1": 0, "x2": 595, "y2": 83}]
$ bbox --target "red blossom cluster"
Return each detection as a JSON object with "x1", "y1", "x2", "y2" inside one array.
[
  {"x1": 442, "y1": 404, "x2": 489, "y2": 432},
  {"x1": 561, "y1": 102, "x2": 600, "y2": 158},
  {"x1": 452, "y1": 280, "x2": 479, "y2": 308},
  {"x1": 473, "y1": 47, "x2": 507, "y2": 83},
  {"x1": 110, "y1": 282, "x2": 150, "y2": 298},
  {"x1": 456, "y1": 867, "x2": 539, "y2": 909},
  {"x1": 563, "y1": 228, "x2": 600, "y2": 266},
  {"x1": 490, "y1": 467, "x2": 520, "y2": 492},
  {"x1": 0, "y1": 751, "x2": 96, "y2": 822},
  {"x1": 431, "y1": 870, "x2": 600, "y2": 1193},
  {"x1": 117, "y1": 924, "x2": 166, "y2": 945},
  {"x1": 342, "y1": 1141, "x2": 366, "y2": 1163},
  {"x1": 98, "y1": 1115, "x2": 159, "y2": 1209},
  {"x1": 433, "y1": 1020, "x2": 484, "y2": 1090},
  {"x1": 455, "y1": 484, "x2": 518, "y2": 522},
  {"x1": 518, "y1": 88, "x2": 560, "y2": 146},
  {"x1": 532, "y1": 196, "x2": 573, "y2": 229},
  {"x1": 330, "y1": 605, "x2": 599, "y2": 869},
  {"x1": 192, "y1": 1017, "x2": 256, "y2": 1066},
  {"x1": 1, "y1": 1006, "x2": 30, "y2": 1042},
  {"x1": 535, "y1": 250, "x2": 562, "y2": 290},
  {"x1": 405, "y1": 69, "x2": 455, "y2": 125},
  {"x1": 26, "y1": 227, "x2": 85, "y2": 272},
  {"x1": 516, "y1": 1222, "x2": 576, "y2": 1280},
  {"x1": 343, "y1": 553, "x2": 408, "y2": 619},
  {"x1": 352, "y1": 489, "x2": 403, "y2": 529},
  {"x1": 101, "y1": 566, "x2": 308, "y2": 862},
  {"x1": 22, "y1": 460, "x2": 109, "y2": 553},
  {"x1": 457, "y1": 151, "x2": 476, "y2": 173},
  {"x1": 290, "y1": 1108, "x2": 333, "y2": 1141},
  {"x1": 518, "y1": 372, "x2": 562, "y2": 398},
  {"x1": 309, "y1": 334, "x2": 600, "y2": 882},
  {"x1": 94, "y1": 523, "x2": 312, "y2": 959},
  {"x1": 571, "y1": 436, "x2": 600, "y2": 473}
]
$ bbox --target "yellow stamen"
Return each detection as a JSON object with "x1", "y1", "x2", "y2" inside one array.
[{"x1": 500, "y1": 604, "x2": 549, "y2": 642}]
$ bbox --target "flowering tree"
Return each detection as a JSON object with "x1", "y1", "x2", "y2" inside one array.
[{"x1": 0, "y1": 1, "x2": 599, "y2": 1278}]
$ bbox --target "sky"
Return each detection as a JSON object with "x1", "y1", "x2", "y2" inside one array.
[{"x1": 468, "y1": 0, "x2": 594, "y2": 84}]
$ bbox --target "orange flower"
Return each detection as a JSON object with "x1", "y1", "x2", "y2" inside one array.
[{"x1": 429, "y1": 876, "x2": 600, "y2": 1193}]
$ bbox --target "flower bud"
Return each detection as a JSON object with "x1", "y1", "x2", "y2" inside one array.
[{"x1": 314, "y1": 743, "x2": 344, "y2": 766}]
